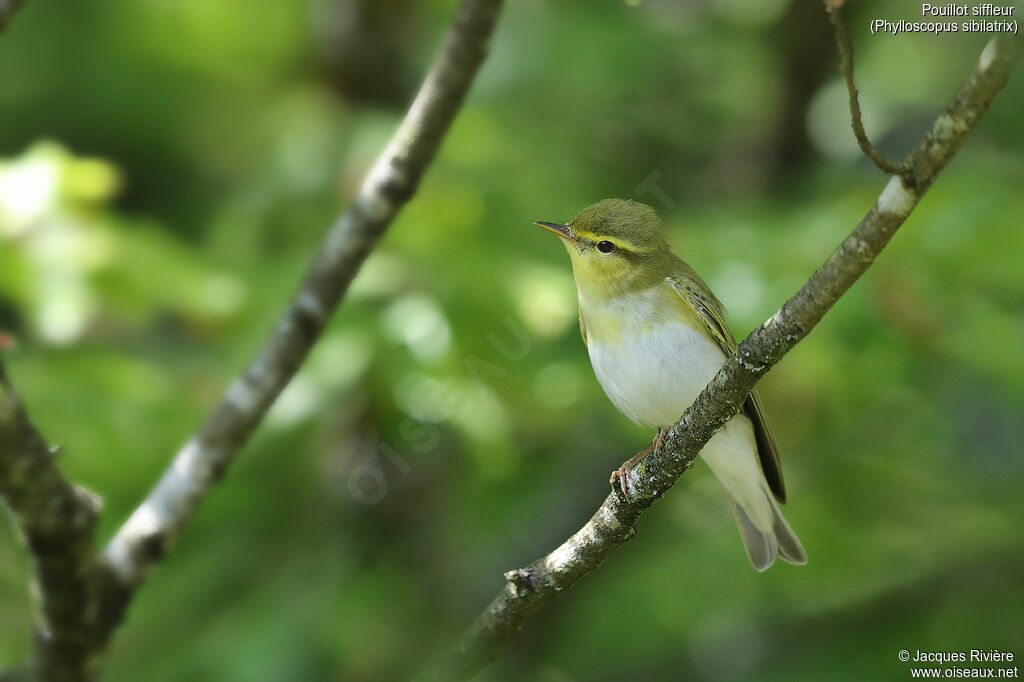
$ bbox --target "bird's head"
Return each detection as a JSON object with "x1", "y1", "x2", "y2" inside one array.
[{"x1": 536, "y1": 199, "x2": 673, "y2": 298}]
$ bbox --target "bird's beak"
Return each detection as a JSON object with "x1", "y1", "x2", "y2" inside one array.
[{"x1": 535, "y1": 221, "x2": 573, "y2": 240}]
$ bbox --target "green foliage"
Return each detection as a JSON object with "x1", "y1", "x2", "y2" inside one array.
[{"x1": 1, "y1": 0, "x2": 1022, "y2": 679}]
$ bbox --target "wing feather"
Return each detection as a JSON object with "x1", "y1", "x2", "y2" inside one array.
[{"x1": 666, "y1": 272, "x2": 786, "y2": 502}]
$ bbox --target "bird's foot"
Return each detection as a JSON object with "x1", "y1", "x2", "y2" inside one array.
[
  {"x1": 610, "y1": 442, "x2": 655, "y2": 501},
  {"x1": 610, "y1": 426, "x2": 672, "y2": 501},
  {"x1": 651, "y1": 425, "x2": 671, "y2": 455}
]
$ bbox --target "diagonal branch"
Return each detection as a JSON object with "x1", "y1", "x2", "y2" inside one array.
[
  {"x1": 2, "y1": 0, "x2": 502, "y2": 676},
  {"x1": 420, "y1": 30, "x2": 1021, "y2": 682},
  {"x1": 2, "y1": 0, "x2": 503, "y2": 676},
  {"x1": 98, "y1": 0, "x2": 504, "y2": 629},
  {"x1": 0, "y1": 362, "x2": 104, "y2": 682}
]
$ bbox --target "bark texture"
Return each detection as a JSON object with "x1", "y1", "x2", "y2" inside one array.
[{"x1": 0, "y1": 367, "x2": 103, "y2": 682}]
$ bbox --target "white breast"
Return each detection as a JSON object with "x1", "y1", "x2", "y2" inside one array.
[
  {"x1": 583, "y1": 291, "x2": 726, "y2": 429},
  {"x1": 581, "y1": 285, "x2": 775, "y2": 534}
]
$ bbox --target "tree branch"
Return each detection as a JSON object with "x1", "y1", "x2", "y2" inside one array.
[
  {"x1": 421, "y1": 30, "x2": 1021, "y2": 682},
  {"x1": 1, "y1": 0, "x2": 503, "y2": 678},
  {"x1": 0, "y1": 362, "x2": 105, "y2": 682},
  {"x1": 825, "y1": 0, "x2": 907, "y2": 176},
  {"x1": 99, "y1": 0, "x2": 503, "y2": 629}
]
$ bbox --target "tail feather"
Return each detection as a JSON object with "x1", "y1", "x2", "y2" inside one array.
[
  {"x1": 698, "y1": 417, "x2": 807, "y2": 571},
  {"x1": 730, "y1": 494, "x2": 807, "y2": 571},
  {"x1": 730, "y1": 500, "x2": 777, "y2": 572},
  {"x1": 771, "y1": 497, "x2": 808, "y2": 566}
]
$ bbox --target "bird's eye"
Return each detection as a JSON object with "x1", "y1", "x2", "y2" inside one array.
[{"x1": 597, "y1": 240, "x2": 616, "y2": 253}]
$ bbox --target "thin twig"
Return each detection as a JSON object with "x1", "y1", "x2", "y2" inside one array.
[
  {"x1": 420, "y1": 30, "x2": 1021, "y2": 681},
  {"x1": 825, "y1": 1, "x2": 907, "y2": 176}
]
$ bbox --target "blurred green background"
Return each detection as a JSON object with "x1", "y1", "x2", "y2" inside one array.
[{"x1": 1, "y1": 0, "x2": 1022, "y2": 680}]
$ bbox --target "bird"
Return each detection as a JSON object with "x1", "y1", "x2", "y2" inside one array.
[{"x1": 536, "y1": 198, "x2": 807, "y2": 571}]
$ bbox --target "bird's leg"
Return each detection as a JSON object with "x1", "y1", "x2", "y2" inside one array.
[
  {"x1": 610, "y1": 426, "x2": 672, "y2": 500},
  {"x1": 651, "y1": 424, "x2": 671, "y2": 456},
  {"x1": 610, "y1": 443, "x2": 653, "y2": 499}
]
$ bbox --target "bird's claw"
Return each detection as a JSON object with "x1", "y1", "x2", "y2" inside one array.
[
  {"x1": 652, "y1": 425, "x2": 671, "y2": 455},
  {"x1": 610, "y1": 426, "x2": 672, "y2": 501},
  {"x1": 610, "y1": 464, "x2": 633, "y2": 500}
]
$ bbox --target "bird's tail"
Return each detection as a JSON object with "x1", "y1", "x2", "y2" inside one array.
[{"x1": 730, "y1": 492, "x2": 807, "y2": 572}]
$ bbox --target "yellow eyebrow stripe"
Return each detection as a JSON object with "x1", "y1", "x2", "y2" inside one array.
[{"x1": 571, "y1": 230, "x2": 639, "y2": 251}]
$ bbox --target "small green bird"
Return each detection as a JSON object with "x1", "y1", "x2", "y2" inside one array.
[{"x1": 537, "y1": 199, "x2": 806, "y2": 571}]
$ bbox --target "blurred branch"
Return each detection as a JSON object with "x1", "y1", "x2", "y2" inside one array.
[
  {"x1": 1, "y1": 0, "x2": 502, "y2": 678},
  {"x1": 0, "y1": 0, "x2": 23, "y2": 33},
  {"x1": 99, "y1": 0, "x2": 503, "y2": 633},
  {"x1": 0, "y1": 361, "x2": 105, "y2": 682},
  {"x1": 825, "y1": 1, "x2": 907, "y2": 176},
  {"x1": 422, "y1": 30, "x2": 1021, "y2": 682}
]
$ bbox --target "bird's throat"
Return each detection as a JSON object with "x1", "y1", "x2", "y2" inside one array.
[{"x1": 567, "y1": 249, "x2": 674, "y2": 302}]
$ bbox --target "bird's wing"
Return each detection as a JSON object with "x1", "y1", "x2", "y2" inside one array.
[
  {"x1": 742, "y1": 389, "x2": 785, "y2": 502},
  {"x1": 666, "y1": 274, "x2": 786, "y2": 502},
  {"x1": 578, "y1": 308, "x2": 588, "y2": 345}
]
